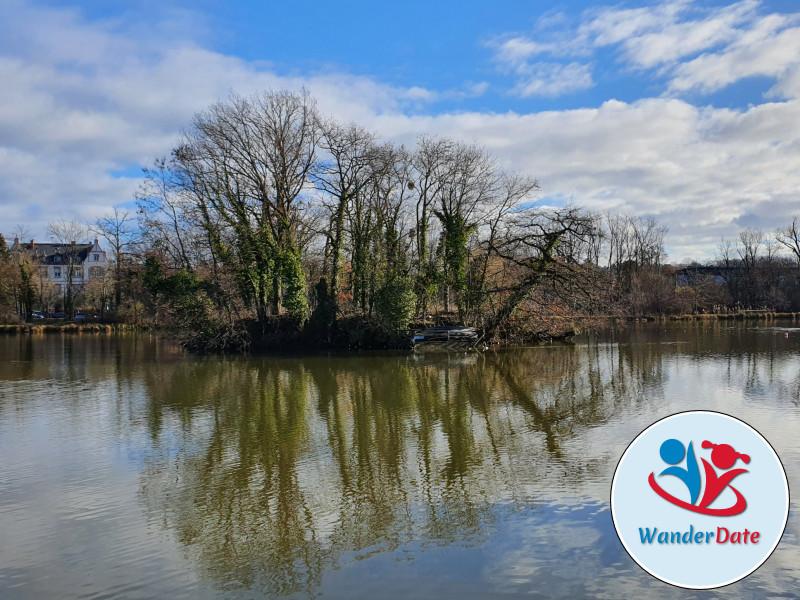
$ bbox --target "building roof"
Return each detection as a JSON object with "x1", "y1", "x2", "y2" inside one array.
[{"x1": 12, "y1": 240, "x2": 97, "y2": 265}]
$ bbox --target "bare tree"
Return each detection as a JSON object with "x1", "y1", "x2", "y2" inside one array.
[
  {"x1": 0, "y1": 235, "x2": 19, "y2": 317},
  {"x1": 715, "y1": 236, "x2": 739, "y2": 304},
  {"x1": 776, "y1": 216, "x2": 800, "y2": 264},
  {"x1": 2, "y1": 250, "x2": 35, "y2": 320},
  {"x1": 466, "y1": 171, "x2": 539, "y2": 323},
  {"x1": 136, "y1": 158, "x2": 195, "y2": 271},
  {"x1": 736, "y1": 228, "x2": 765, "y2": 307},
  {"x1": 630, "y1": 216, "x2": 667, "y2": 268},
  {"x1": 11, "y1": 225, "x2": 32, "y2": 243},
  {"x1": 433, "y1": 141, "x2": 499, "y2": 317},
  {"x1": 410, "y1": 136, "x2": 453, "y2": 315},
  {"x1": 478, "y1": 207, "x2": 601, "y2": 343},
  {"x1": 313, "y1": 119, "x2": 378, "y2": 322},
  {"x1": 93, "y1": 208, "x2": 140, "y2": 310},
  {"x1": 737, "y1": 228, "x2": 763, "y2": 271},
  {"x1": 171, "y1": 89, "x2": 320, "y2": 329},
  {"x1": 716, "y1": 237, "x2": 735, "y2": 268},
  {"x1": 604, "y1": 212, "x2": 631, "y2": 270},
  {"x1": 47, "y1": 219, "x2": 90, "y2": 317}
]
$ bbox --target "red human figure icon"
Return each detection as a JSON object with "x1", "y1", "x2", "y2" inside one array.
[{"x1": 698, "y1": 441, "x2": 750, "y2": 510}]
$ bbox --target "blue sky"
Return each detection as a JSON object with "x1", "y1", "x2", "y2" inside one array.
[{"x1": 4, "y1": 0, "x2": 800, "y2": 259}]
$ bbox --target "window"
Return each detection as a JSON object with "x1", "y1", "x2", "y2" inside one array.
[
  {"x1": 89, "y1": 267, "x2": 104, "y2": 278},
  {"x1": 53, "y1": 268, "x2": 61, "y2": 278},
  {"x1": 93, "y1": 253, "x2": 100, "y2": 261}
]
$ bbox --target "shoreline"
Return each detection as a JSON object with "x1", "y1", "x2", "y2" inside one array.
[
  {"x1": 1, "y1": 312, "x2": 798, "y2": 344},
  {"x1": 612, "y1": 312, "x2": 800, "y2": 322},
  {"x1": 0, "y1": 323, "x2": 143, "y2": 334}
]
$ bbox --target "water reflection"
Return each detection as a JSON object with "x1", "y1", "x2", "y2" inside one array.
[{"x1": 1, "y1": 322, "x2": 799, "y2": 598}]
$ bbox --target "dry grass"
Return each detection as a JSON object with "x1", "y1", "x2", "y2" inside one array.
[
  {"x1": 610, "y1": 312, "x2": 800, "y2": 323},
  {"x1": 0, "y1": 323, "x2": 132, "y2": 335}
]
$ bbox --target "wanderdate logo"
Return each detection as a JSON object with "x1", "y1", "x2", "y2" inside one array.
[
  {"x1": 611, "y1": 411, "x2": 789, "y2": 589},
  {"x1": 648, "y1": 438, "x2": 750, "y2": 516}
]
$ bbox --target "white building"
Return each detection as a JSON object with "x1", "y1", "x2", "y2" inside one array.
[{"x1": 11, "y1": 238, "x2": 109, "y2": 297}]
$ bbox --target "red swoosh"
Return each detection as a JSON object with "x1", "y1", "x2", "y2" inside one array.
[{"x1": 648, "y1": 472, "x2": 747, "y2": 516}]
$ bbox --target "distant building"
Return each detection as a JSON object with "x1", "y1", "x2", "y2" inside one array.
[{"x1": 11, "y1": 238, "x2": 109, "y2": 296}]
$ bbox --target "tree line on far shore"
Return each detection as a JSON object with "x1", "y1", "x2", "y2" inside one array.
[{"x1": 3, "y1": 89, "x2": 800, "y2": 350}]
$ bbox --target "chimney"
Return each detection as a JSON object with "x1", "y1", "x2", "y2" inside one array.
[
  {"x1": 13, "y1": 237, "x2": 19, "y2": 246},
  {"x1": 30, "y1": 239, "x2": 34, "y2": 249},
  {"x1": 94, "y1": 238, "x2": 98, "y2": 246},
  {"x1": 70, "y1": 240, "x2": 76, "y2": 246}
]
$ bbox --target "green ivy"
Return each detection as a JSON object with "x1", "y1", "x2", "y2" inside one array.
[
  {"x1": 279, "y1": 247, "x2": 309, "y2": 322},
  {"x1": 375, "y1": 278, "x2": 416, "y2": 332}
]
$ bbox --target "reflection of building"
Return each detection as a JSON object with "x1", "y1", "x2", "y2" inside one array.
[{"x1": 11, "y1": 238, "x2": 108, "y2": 295}]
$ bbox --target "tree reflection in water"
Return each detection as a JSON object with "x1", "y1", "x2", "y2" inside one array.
[{"x1": 135, "y1": 337, "x2": 670, "y2": 597}]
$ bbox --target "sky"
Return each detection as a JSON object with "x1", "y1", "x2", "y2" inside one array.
[{"x1": 2, "y1": 0, "x2": 800, "y2": 260}]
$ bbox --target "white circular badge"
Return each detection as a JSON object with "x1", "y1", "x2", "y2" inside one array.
[{"x1": 611, "y1": 411, "x2": 789, "y2": 589}]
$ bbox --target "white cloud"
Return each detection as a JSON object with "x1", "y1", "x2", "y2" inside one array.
[
  {"x1": 488, "y1": 17, "x2": 595, "y2": 98},
  {"x1": 668, "y1": 13, "x2": 800, "y2": 94},
  {"x1": 0, "y1": 1, "x2": 442, "y2": 234},
  {"x1": 371, "y1": 96, "x2": 800, "y2": 259},
  {"x1": 511, "y1": 62, "x2": 595, "y2": 98},
  {"x1": 494, "y1": 37, "x2": 554, "y2": 64},
  {"x1": 581, "y1": 0, "x2": 694, "y2": 48},
  {"x1": 493, "y1": 1, "x2": 800, "y2": 100},
  {"x1": 489, "y1": 32, "x2": 594, "y2": 98},
  {"x1": 602, "y1": 0, "x2": 760, "y2": 70}
]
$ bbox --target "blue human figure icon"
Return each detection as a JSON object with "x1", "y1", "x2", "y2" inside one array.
[{"x1": 658, "y1": 439, "x2": 701, "y2": 505}]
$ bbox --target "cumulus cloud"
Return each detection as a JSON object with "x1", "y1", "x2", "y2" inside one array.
[
  {"x1": 371, "y1": 97, "x2": 800, "y2": 259},
  {"x1": 0, "y1": 1, "x2": 441, "y2": 235},
  {"x1": 3, "y1": 1, "x2": 800, "y2": 260}
]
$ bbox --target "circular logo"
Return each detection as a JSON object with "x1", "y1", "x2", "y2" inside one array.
[{"x1": 611, "y1": 411, "x2": 789, "y2": 589}]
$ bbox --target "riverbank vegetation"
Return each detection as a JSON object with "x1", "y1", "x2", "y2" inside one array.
[{"x1": 3, "y1": 89, "x2": 800, "y2": 351}]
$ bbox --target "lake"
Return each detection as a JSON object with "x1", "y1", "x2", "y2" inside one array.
[{"x1": 1, "y1": 322, "x2": 799, "y2": 599}]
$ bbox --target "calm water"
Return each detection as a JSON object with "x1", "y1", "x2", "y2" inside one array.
[{"x1": 1, "y1": 323, "x2": 799, "y2": 599}]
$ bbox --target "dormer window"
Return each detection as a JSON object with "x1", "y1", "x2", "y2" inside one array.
[
  {"x1": 53, "y1": 268, "x2": 61, "y2": 278},
  {"x1": 93, "y1": 253, "x2": 100, "y2": 261}
]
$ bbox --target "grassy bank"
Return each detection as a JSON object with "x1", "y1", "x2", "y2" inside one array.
[
  {"x1": 0, "y1": 323, "x2": 143, "y2": 335},
  {"x1": 615, "y1": 312, "x2": 800, "y2": 322}
]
